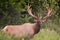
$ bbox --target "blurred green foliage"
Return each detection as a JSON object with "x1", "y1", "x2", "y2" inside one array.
[
  {"x1": 0, "y1": 0, "x2": 60, "y2": 35},
  {"x1": 0, "y1": 0, "x2": 60, "y2": 40}
]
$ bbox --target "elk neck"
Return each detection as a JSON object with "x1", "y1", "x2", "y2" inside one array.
[{"x1": 33, "y1": 21, "x2": 41, "y2": 34}]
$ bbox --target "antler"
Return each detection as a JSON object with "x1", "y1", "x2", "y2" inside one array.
[
  {"x1": 27, "y1": 4, "x2": 38, "y2": 20},
  {"x1": 40, "y1": 7, "x2": 52, "y2": 23},
  {"x1": 27, "y1": 4, "x2": 52, "y2": 23}
]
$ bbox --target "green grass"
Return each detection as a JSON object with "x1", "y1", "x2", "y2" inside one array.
[
  {"x1": 0, "y1": 29, "x2": 60, "y2": 40},
  {"x1": 32, "y1": 29, "x2": 60, "y2": 40}
]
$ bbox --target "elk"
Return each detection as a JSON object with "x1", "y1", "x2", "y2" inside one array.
[{"x1": 2, "y1": 4, "x2": 52, "y2": 38}]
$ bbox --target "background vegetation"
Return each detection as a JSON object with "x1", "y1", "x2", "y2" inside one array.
[{"x1": 0, "y1": 0, "x2": 60, "y2": 40}]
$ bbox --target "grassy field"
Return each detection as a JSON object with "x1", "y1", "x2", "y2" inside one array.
[{"x1": 0, "y1": 29, "x2": 60, "y2": 40}]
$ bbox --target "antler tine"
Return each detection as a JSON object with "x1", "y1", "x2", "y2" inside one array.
[
  {"x1": 40, "y1": 7, "x2": 52, "y2": 23},
  {"x1": 27, "y1": 3, "x2": 38, "y2": 20},
  {"x1": 43, "y1": 8, "x2": 52, "y2": 18}
]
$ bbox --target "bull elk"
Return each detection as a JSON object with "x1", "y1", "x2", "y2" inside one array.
[{"x1": 2, "y1": 4, "x2": 52, "y2": 38}]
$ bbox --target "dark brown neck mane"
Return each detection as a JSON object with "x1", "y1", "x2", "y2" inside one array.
[{"x1": 34, "y1": 21, "x2": 41, "y2": 34}]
